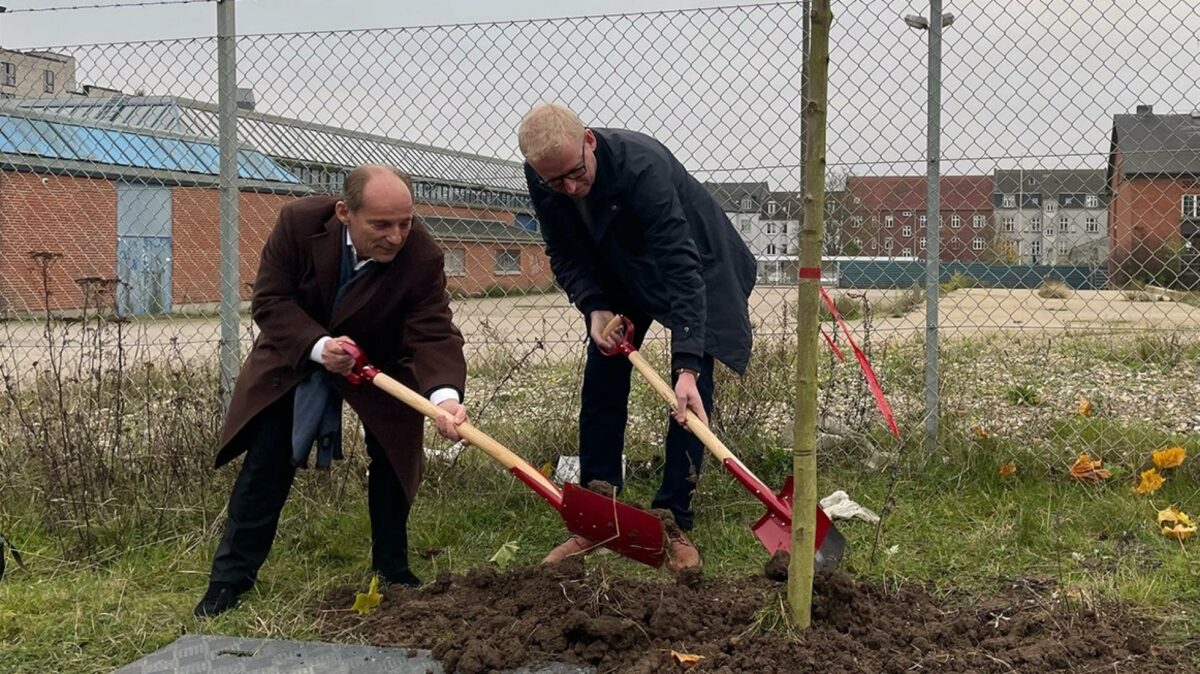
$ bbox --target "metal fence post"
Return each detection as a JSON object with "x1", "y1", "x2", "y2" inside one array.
[
  {"x1": 923, "y1": 0, "x2": 943, "y2": 454},
  {"x1": 217, "y1": 0, "x2": 240, "y2": 406}
]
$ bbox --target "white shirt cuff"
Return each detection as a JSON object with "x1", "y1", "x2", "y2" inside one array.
[
  {"x1": 310, "y1": 336, "x2": 331, "y2": 364},
  {"x1": 429, "y1": 387, "x2": 460, "y2": 406}
]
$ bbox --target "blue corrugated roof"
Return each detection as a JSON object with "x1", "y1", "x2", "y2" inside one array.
[
  {"x1": 10, "y1": 97, "x2": 528, "y2": 191},
  {"x1": 0, "y1": 112, "x2": 302, "y2": 184}
]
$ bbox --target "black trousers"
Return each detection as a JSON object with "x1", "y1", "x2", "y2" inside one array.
[
  {"x1": 578, "y1": 313, "x2": 716, "y2": 531},
  {"x1": 208, "y1": 391, "x2": 412, "y2": 590}
]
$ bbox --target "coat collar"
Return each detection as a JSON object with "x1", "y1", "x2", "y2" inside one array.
[{"x1": 310, "y1": 213, "x2": 389, "y2": 329}]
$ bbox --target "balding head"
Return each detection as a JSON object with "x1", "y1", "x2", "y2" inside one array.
[
  {"x1": 335, "y1": 164, "x2": 414, "y2": 264},
  {"x1": 342, "y1": 164, "x2": 410, "y2": 211}
]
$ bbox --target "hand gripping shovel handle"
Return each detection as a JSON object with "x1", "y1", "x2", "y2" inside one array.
[{"x1": 338, "y1": 342, "x2": 562, "y2": 506}]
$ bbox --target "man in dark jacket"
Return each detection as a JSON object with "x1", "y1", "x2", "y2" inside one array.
[
  {"x1": 193, "y1": 165, "x2": 469, "y2": 617},
  {"x1": 517, "y1": 102, "x2": 756, "y2": 572}
]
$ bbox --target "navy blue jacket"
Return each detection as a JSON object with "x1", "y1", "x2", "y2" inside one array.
[{"x1": 524, "y1": 128, "x2": 757, "y2": 375}]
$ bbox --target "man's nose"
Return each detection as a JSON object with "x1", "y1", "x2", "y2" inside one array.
[{"x1": 562, "y1": 178, "x2": 581, "y2": 196}]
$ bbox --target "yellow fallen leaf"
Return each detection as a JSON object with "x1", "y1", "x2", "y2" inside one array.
[
  {"x1": 1069, "y1": 452, "x2": 1111, "y2": 483},
  {"x1": 973, "y1": 426, "x2": 990, "y2": 439},
  {"x1": 352, "y1": 575, "x2": 383, "y2": 615},
  {"x1": 540, "y1": 462, "x2": 555, "y2": 479},
  {"x1": 1077, "y1": 394, "x2": 1094, "y2": 416},
  {"x1": 1152, "y1": 446, "x2": 1186, "y2": 470},
  {"x1": 1162, "y1": 522, "x2": 1196, "y2": 541},
  {"x1": 1157, "y1": 505, "x2": 1195, "y2": 528},
  {"x1": 1133, "y1": 468, "x2": 1165, "y2": 495},
  {"x1": 1157, "y1": 506, "x2": 1196, "y2": 541},
  {"x1": 998, "y1": 462, "x2": 1016, "y2": 478},
  {"x1": 671, "y1": 651, "x2": 704, "y2": 668}
]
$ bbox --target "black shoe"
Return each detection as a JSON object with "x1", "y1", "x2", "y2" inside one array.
[
  {"x1": 193, "y1": 582, "x2": 243, "y2": 618},
  {"x1": 381, "y1": 569, "x2": 422, "y2": 588}
]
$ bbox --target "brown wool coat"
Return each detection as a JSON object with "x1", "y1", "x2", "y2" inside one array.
[{"x1": 213, "y1": 195, "x2": 466, "y2": 503}]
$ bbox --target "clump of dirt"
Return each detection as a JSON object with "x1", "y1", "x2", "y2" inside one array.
[
  {"x1": 319, "y1": 561, "x2": 1192, "y2": 674},
  {"x1": 584, "y1": 479, "x2": 617, "y2": 497},
  {"x1": 763, "y1": 549, "x2": 790, "y2": 581}
]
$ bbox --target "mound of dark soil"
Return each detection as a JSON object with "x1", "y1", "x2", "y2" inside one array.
[{"x1": 318, "y1": 559, "x2": 1192, "y2": 674}]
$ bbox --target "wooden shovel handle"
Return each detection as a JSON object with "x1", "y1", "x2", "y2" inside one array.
[
  {"x1": 624, "y1": 349, "x2": 737, "y2": 465},
  {"x1": 367, "y1": 371, "x2": 559, "y2": 494},
  {"x1": 601, "y1": 314, "x2": 625, "y2": 341},
  {"x1": 600, "y1": 313, "x2": 738, "y2": 464}
]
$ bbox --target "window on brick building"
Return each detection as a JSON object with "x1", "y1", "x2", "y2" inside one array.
[
  {"x1": 1183, "y1": 195, "x2": 1200, "y2": 218},
  {"x1": 902, "y1": 225, "x2": 912, "y2": 237},
  {"x1": 971, "y1": 237, "x2": 985, "y2": 251},
  {"x1": 493, "y1": 249, "x2": 521, "y2": 275},
  {"x1": 973, "y1": 214, "x2": 985, "y2": 228},
  {"x1": 444, "y1": 248, "x2": 465, "y2": 277},
  {"x1": 950, "y1": 214, "x2": 961, "y2": 228}
]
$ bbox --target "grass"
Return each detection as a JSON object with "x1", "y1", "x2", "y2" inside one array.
[
  {"x1": 2, "y1": 330, "x2": 1200, "y2": 672},
  {"x1": 940, "y1": 271, "x2": 980, "y2": 293},
  {"x1": 1005, "y1": 382, "x2": 1043, "y2": 406},
  {"x1": 3, "y1": 439, "x2": 1198, "y2": 673}
]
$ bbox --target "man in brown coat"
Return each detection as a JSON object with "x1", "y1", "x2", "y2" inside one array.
[{"x1": 194, "y1": 165, "x2": 469, "y2": 618}]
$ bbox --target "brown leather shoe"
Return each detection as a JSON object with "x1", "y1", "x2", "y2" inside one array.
[
  {"x1": 665, "y1": 531, "x2": 702, "y2": 573},
  {"x1": 541, "y1": 534, "x2": 599, "y2": 564}
]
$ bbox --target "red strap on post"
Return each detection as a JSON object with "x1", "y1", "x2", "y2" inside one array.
[
  {"x1": 818, "y1": 287, "x2": 900, "y2": 439},
  {"x1": 820, "y1": 328, "x2": 845, "y2": 362}
]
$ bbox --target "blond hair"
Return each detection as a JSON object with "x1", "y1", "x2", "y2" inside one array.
[{"x1": 517, "y1": 102, "x2": 585, "y2": 163}]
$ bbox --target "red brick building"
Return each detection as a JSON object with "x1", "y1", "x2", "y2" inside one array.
[
  {"x1": 1106, "y1": 105, "x2": 1200, "y2": 285},
  {"x1": 842, "y1": 175, "x2": 995, "y2": 262},
  {"x1": 0, "y1": 103, "x2": 552, "y2": 315}
]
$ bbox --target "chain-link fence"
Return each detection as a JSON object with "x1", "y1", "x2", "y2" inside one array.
[{"x1": 2, "y1": 0, "x2": 1199, "y2": 471}]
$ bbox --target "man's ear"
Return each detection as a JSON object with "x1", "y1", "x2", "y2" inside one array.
[{"x1": 334, "y1": 200, "x2": 350, "y2": 224}]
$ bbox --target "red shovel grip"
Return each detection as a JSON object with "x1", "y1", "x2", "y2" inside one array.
[
  {"x1": 597, "y1": 314, "x2": 637, "y2": 356},
  {"x1": 337, "y1": 341, "x2": 379, "y2": 384}
]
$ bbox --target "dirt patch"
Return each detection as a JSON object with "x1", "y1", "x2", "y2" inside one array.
[
  {"x1": 318, "y1": 560, "x2": 1192, "y2": 674},
  {"x1": 763, "y1": 549, "x2": 790, "y2": 582},
  {"x1": 584, "y1": 480, "x2": 618, "y2": 498}
]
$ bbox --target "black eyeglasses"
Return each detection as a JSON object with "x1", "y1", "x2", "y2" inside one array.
[{"x1": 536, "y1": 136, "x2": 587, "y2": 190}]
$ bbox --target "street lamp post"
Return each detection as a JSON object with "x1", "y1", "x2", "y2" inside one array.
[{"x1": 904, "y1": 4, "x2": 954, "y2": 456}]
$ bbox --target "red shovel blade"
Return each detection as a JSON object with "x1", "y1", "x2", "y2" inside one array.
[
  {"x1": 752, "y1": 476, "x2": 846, "y2": 573},
  {"x1": 559, "y1": 479, "x2": 672, "y2": 568},
  {"x1": 560, "y1": 482, "x2": 668, "y2": 568}
]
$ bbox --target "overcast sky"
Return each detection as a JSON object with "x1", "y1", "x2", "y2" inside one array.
[{"x1": 2, "y1": 0, "x2": 1197, "y2": 191}]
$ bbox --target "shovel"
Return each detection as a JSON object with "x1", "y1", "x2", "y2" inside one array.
[
  {"x1": 599, "y1": 315, "x2": 846, "y2": 573},
  {"x1": 338, "y1": 342, "x2": 668, "y2": 569}
]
